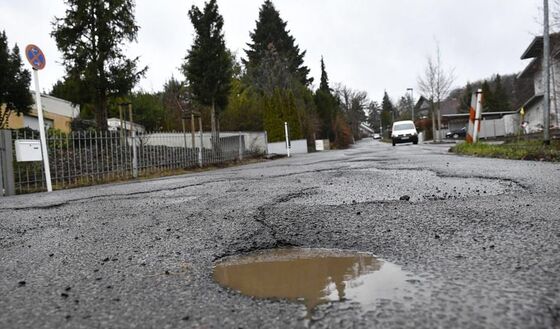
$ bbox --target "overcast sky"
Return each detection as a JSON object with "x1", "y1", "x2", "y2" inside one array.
[{"x1": 0, "y1": 0, "x2": 544, "y2": 102}]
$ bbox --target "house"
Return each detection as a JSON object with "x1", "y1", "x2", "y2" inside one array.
[
  {"x1": 107, "y1": 118, "x2": 146, "y2": 133},
  {"x1": 518, "y1": 32, "x2": 560, "y2": 133},
  {"x1": 414, "y1": 96, "x2": 460, "y2": 127},
  {"x1": 6, "y1": 94, "x2": 80, "y2": 133},
  {"x1": 414, "y1": 96, "x2": 431, "y2": 119},
  {"x1": 443, "y1": 111, "x2": 519, "y2": 138},
  {"x1": 359, "y1": 122, "x2": 375, "y2": 135}
]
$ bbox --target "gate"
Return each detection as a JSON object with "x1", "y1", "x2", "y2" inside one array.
[{"x1": 0, "y1": 130, "x2": 15, "y2": 196}]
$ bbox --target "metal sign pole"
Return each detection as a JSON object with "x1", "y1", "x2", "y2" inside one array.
[
  {"x1": 32, "y1": 69, "x2": 52, "y2": 192},
  {"x1": 284, "y1": 122, "x2": 290, "y2": 158}
]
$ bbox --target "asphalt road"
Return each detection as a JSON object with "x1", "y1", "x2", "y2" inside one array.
[{"x1": 1, "y1": 140, "x2": 559, "y2": 329}]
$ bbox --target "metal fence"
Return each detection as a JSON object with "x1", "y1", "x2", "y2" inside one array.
[{"x1": 10, "y1": 130, "x2": 249, "y2": 194}]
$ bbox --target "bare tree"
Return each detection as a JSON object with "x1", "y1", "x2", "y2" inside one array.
[
  {"x1": 333, "y1": 84, "x2": 368, "y2": 141},
  {"x1": 418, "y1": 44, "x2": 455, "y2": 142}
]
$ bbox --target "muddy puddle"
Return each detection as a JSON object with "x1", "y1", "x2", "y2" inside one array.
[{"x1": 214, "y1": 248, "x2": 419, "y2": 314}]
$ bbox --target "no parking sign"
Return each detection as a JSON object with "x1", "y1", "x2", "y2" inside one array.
[
  {"x1": 25, "y1": 44, "x2": 46, "y2": 70},
  {"x1": 25, "y1": 44, "x2": 52, "y2": 192}
]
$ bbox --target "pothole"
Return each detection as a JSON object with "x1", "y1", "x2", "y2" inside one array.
[
  {"x1": 286, "y1": 167, "x2": 523, "y2": 205},
  {"x1": 213, "y1": 248, "x2": 420, "y2": 315}
]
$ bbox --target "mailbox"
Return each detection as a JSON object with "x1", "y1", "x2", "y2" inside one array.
[{"x1": 15, "y1": 140, "x2": 43, "y2": 162}]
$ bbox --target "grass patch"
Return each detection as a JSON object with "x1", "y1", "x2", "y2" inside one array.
[{"x1": 450, "y1": 140, "x2": 560, "y2": 162}]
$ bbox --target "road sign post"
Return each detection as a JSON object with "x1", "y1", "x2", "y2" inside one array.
[
  {"x1": 25, "y1": 44, "x2": 52, "y2": 192},
  {"x1": 472, "y1": 89, "x2": 483, "y2": 143},
  {"x1": 284, "y1": 122, "x2": 291, "y2": 158}
]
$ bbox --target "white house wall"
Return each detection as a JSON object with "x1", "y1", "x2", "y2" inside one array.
[
  {"x1": 142, "y1": 132, "x2": 267, "y2": 153},
  {"x1": 525, "y1": 101, "x2": 545, "y2": 133},
  {"x1": 37, "y1": 95, "x2": 80, "y2": 118}
]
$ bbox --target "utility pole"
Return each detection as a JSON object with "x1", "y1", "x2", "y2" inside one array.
[
  {"x1": 544, "y1": 0, "x2": 551, "y2": 145},
  {"x1": 407, "y1": 88, "x2": 414, "y2": 121}
]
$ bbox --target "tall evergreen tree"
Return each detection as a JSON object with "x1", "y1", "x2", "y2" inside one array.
[
  {"x1": 183, "y1": 0, "x2": 232, "y2": 145},
  {"x1": 381, "y1": 91, "x2": 395, "y2": 129},
  {"x1": 493, "y1": 74, "x2": 511, "y2": 111},
  {"x1": 0, "y1": 31, "x2": 33, "y2": 129},
  {"x1": 481, "y1": 80, "x2": 494, "y2": 112},
  {"x1": 314, "y1": 57, "x2": 337, "y2": 141},
  {"x1": 458, "y1": 82, "x2": 474, "y2": 113},
  {"x1": 367, "y1": 101, "x2": 381, "y2": 131},
  {"x1": 263, "y1": 89, "x2": 302, "y2": 142},
  {"x1": 319, "y1": 56, "x2": 330, "y2": 92},
  {"x1": 245, "y1": 0, "x2": 311, "y2": 86},
  {"x1": 52, "y1": 0, "x2": 146, "y2": 130}
]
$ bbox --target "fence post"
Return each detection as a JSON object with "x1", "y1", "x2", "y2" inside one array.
[
  {"x1": 198, "y1": 116, "x2": 203, "y2": 167},
  {"x1": 128, "y1": 104, "x2": 139, "y2": 178},
  {"x1": 238, "y1": 132, "x2": 243, "y2": 161},
  {"x1": 131, "y1": 131, "x2": 138, "y2": 178},
  {"x1": 264, "y1": 131, "x2": 269, "y2": 155},
  {"x1": 0, "y1": 130, "x2": 15, "y2": 196}
]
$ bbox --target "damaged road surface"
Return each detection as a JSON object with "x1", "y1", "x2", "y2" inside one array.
[{"x1": 1, "y1": 141, "x2": 559, "y2": 328}]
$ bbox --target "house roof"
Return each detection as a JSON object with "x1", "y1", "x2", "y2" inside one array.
[
  {"x1": 439, "y1": 98, "x2": 460, "y2": 115},
  {"x1": 521, "y1": 32, "x2": 560, "y2": 59},
  {"x1": 415, "y1": 96, "x2": 430, "y2": 110},
  {"x1": 521, "y1": 94, "x2": 544, "y2": 110},
  {"x1": 443, "y1": 111, "x2": 519, "y2": 120},
  {"x1": 518, "y1": 58, "x2": 540, "y2": 79}
]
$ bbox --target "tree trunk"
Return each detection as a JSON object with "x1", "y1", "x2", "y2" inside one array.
[
  {"x1": 96, "y1": 94, "x2": 109, "y2": 131},
  {"x1": 431, "y1": 102, "x2": 437, "y2": 142},
  {"x1": 436, "y1": 104, "x2": 443, "y2": 143},
  {"x1": 210, "y1": 98, "x2": 218, "y2": 151}
]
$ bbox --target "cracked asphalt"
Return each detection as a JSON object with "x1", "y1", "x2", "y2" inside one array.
[{"x1": 1, "y1": 140, "x2": 559, "y2": 329}]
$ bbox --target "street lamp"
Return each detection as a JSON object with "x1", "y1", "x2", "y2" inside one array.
[{"x1": 407, "y1": 88, "x2": 414, "y2": 121}]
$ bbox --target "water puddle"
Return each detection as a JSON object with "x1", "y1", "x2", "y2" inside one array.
[{"x1": 214, "y1": 248, "x2": 419, "y2": 314}]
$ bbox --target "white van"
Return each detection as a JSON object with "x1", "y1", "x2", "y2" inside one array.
[{"x1": 391, "y1": 120, "x2": 418, "y2": 146}]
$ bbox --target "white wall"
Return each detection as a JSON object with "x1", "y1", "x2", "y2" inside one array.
[
  {"x1": 268, "y1": 139, "x2": 308, "y2": 155},
  {"x1": 525, "y1": 102, "x2": 544, "y2": 133},
  {"x1": 142, "y1": 132, "x2": 267, "y2": 152},
  {"x1": 39, "y1": 94, "x2": 80, "y2": 118}
]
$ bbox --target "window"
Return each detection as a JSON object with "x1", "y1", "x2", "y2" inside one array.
[{"x1": 23, "y1": 115, "x2": 54, "y2": 131}]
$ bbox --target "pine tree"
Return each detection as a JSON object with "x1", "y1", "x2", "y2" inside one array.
[
  {"x1": 245, "y1": 0, "x2": 311, "y2": 86},
  {"x1": 458, "y1": 82, "x2": 474, "y2": 113},
  {"x1": 0, "y1": 31, "x2": 33, "y2": 129},
  {"x1": 183, "y1": 0, "x2": 232, "y2": 145},
  {"x1": 367, "y1": 101, "x2": 381, "y2": 130},
  {"x1": 481, "y1": 80, "x2": 494, "y2": 112},
  {"x1": 381, "y1": 91, "x2": 395, "y2": 128},
  {"x1": 493, "y1": 74, "x2": 510, "y2": 111},
  {"x1": 319, "y1": 56, "x2": 330, "y2": 93},
  {"x1": 314, "y1": 57, "x2": 337, "y2": 141},
  {"x1": 52, "y1": 0, "x2": 146, "y2": 130},
  {"x1": 263, "y1": 89, "x2": 302, "y2": 142}
]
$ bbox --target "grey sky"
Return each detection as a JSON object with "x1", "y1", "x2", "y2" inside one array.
[{"x1": 0, "y1": 0, "x2": 543, "y2": 103}]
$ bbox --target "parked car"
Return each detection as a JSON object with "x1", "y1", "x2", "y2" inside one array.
[
  {"x1": 391, "y1": 120, "x2": 418, "y2": 146},
  {"x1": 372, "y1": 133, "x2": 381, "y2": 140},
  {"x1": 445, "y1": 127, "x2": 467, "y2": 139}
]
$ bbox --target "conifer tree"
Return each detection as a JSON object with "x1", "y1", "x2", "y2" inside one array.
[
  {"x1": 314, "y1": 57, "x2": 338, "y2": 140},
  {"x1": 458, "y1": 82, "x2": 474, "y2": 113},
  {"x1": 481, "y1": 80, "x2": 494, "y2": 112},
  {"x1": 52, "y1": 0, "x2": 146, "y2": 130},
  {"x1": 492, "y1": 74, "x2": 510, "y2": 111},
  {"x1": 381, "y1": 91, "x2": 395, "y2": 128},
  {"x1": 367, "y1": 101, "x2": 381, "y2": 130},
  {"x1": 319, "y1": 57, "x2": 330, "y2": 93},
  {"x1": 263, "y1": 89, "x2": 302, "y2": 142},
  {"x1": 183, "y1": 0, "x2": 232, "y2": 146},
  {"x1": 0, "y1": 31, "x2": 33, "y2": 129},
  {"x1": 245, "y1": 0, "x2": 311, "y2": 86}
]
